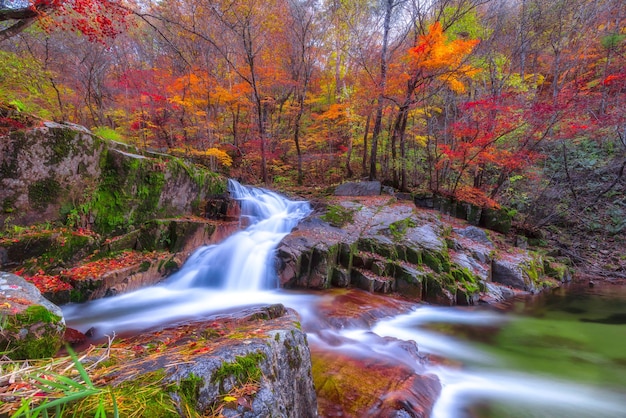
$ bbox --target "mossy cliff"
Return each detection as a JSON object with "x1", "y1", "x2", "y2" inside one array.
[
  {"x1": 0, "y1": 121, "x2": 226, "y2": 233},
  {"x1": 0, "y1": 121, "x2": 233, "y2": 303}
]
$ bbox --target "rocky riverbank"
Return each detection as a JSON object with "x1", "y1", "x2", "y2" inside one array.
[
  {"x1": 275, "y1": 182, "x2": 572, "y2": 307},
  {"x1": 1, "y1": 121, "x2": 575, "y2": 417}
]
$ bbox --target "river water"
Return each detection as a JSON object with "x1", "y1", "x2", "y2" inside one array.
[{"x1": 63, "y1": 181, "x2": 626, "y2": 417}]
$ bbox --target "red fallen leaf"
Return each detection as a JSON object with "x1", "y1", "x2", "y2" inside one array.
[{"x1": 192, "y1": 347, "x2": 211, "y2": 355}]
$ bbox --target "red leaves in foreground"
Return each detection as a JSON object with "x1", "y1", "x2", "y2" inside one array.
[{"x1": 23, "y1": 270, "x2": 73, "y2": 293}]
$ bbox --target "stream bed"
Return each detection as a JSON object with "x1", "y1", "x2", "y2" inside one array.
[{"x1": 63, "y1": 182, "x2": 626, "y2": 417}]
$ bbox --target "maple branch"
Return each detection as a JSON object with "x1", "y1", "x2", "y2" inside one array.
[
  {"x1": 0, "y1": 2, "x2": 54, "y2": 42},
  {"x1": 126, "y1": 10, "x2": 190, "y2": 68}
]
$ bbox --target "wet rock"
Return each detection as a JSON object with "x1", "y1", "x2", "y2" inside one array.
[
  {"x1": 63, "y1": 327, "x2": 87, "y2": 345},
  {"x1": 277, "y1": 195, "x2": 562, "y2": 307},
  {"x1": 451, "y1": 253, "x2": 490, "y2": 281},
  {"x1": 352, "y1": 268, "x2": 395, "y2": 293},
  {"x1": 405, "y1": 224, "x2": 446, "y2": 252},
  {"x1": 0, "y1": 272, "x2": 65, "y2": 359},
  {"x1": 103, "y1": 305, "x2": 317, "y2": 418},
  {"x1": 492, "y1": 258, "x2": 536, "y2": 292},
  {"x1": 454, "y1": 226, "x2": 493, "y2": 247},
  {"x1": 311, "y1": 334, "x2": 440, "y2": 418},
  {"x1": 205, "y1": 194, "x2": 241, "y2": 221},
  {"x1": 483, "y1": 282, "x2": 517, "y2": 303},
  {"x1": 335, "y1": 181, "x2": 381, "y2": 196}
]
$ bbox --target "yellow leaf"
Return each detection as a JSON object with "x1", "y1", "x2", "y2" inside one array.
[{"x1": 223, "y1": 396, "x2": 237, "y2": 402}]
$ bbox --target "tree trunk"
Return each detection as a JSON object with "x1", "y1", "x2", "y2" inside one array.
[
  {"x1": 362, "y1": 110, "x2": 371, "y2": 176},
  {"x1": 369, "y1": 0, "x2": 394, "y2": 180}
]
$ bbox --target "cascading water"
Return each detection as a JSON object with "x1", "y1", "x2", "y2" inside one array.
[
  {"x1": 62, "y1": 179, "x2": 312, "y2": 337},
  {"x1": 166, "y1": 179, "x2": 312, "y2": 291},
  {"x1": 62, "y1": 181, "x2": 626, "y2": 417}
]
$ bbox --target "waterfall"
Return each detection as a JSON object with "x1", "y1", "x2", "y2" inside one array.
[
  {"x1": 62, "y1": 180, "x2": 311, "y2": 336},
  {"x1": 168, "y1": 179, "x2": 311, "y2": 291}
]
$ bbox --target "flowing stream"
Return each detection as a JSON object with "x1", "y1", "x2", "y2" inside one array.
[
  {"x1": 63, "y1": 182, "x2": 626, "y2": 417},
  {"x1": 63, "y1": 180, "x2": 313, "y2": 336}
]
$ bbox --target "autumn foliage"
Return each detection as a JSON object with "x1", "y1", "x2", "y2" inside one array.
[{"x1": 0, "y1": 0, "x2": 624, "y2": 214}]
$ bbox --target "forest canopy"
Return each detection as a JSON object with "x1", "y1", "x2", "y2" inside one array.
[{"x1": 1, "y1": 0, "x2": 625, "y2": 240}]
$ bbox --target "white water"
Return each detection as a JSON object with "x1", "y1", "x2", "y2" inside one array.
[
  {"x1": 62, "y1": 179, "x2": 312, "y2": 336},
  {"x1": 371, "y1": 308, "x2": 626, "y2": 418},
  {"x1": 63, "y1": 182, "x2": 626, "y2": 417}
]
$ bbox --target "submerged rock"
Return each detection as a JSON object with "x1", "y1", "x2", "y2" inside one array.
[
  {"x1": 311, "y1": 337, "x2": 440, "y2": 417},
  {"x1": 0, "y1": 272, "x2": 65, "y2": 359}
]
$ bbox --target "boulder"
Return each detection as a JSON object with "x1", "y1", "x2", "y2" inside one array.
[
  {"x1": 335, "y1": 181, "x2": 381, "y2": 196},
  {"x1": 0, "y1": 272, "x2": 65, "y2": 359},
  {"x1": 492, "y1": 258, "x2": 537, "y2": 292},
  {"x1": 100, "y1": 304, "x2": 317, "y2": 418}
]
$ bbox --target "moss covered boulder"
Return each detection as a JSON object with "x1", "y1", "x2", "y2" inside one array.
[{"x1": 0, "y1": 272, "x2": 65, "y2": 360}]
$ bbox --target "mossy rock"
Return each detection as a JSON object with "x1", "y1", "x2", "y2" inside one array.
[
  {"x1": 479, "y1": 207, "x2": 515, "y2": 234},
  {"x1": 357, "y1": 237, "x2": 397, "y2": 259},
  {"x1": 422, "y1": 250, "x2": 451, "y2": 273},
  {"x1": 0, "y1": 304, "x2": 65, "y2": 360},
  {"x1": 543, "y1": 258, "x2": 571, "y2": 282}
]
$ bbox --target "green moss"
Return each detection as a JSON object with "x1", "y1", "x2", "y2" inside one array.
[
  {"x1": 28, "y1": 177, "x2": 60, "y2": 210},
  {"x1": 16, "y1": 305, "x2": 60, "y2": 324},
  {"x1": 2, "y1": 196, "x2": 16, "y2": 213},
  {"x1": 522, "y1": 256, "x2": 544, "y2": 285},
  {"x1": 0, "y1": 131, "x2": 27, "y2": 179},
  {"x1": 423, "y1": 251, "x2": 446, "y2": 273},
  {"x1": 177, "y1": 373, "x2": 204, "y2": 407},
  {"x1": 212, "y1": 352, "x2": 266, "y2": 389},
  {"x1": 162, "y1": 258, "x2": 178, "y2": 273},
  {"x1": 450, "y1": 267, "x2": 483, "y2": 293},
  {"x1": 321, "y1": 204, "x2": 359, "y2": 227},
  {"x1": 1, "y1": 305, "x2": 63, "y2": 359},
  {"x1": 139, "y1": 260, "x2": 151, "y2": 272},
  {"x1": 543, "y1": 258, "x2": 570, "y2": 281},
  {"x1": 47, "y1": 127, "x2": 77, "y2": 165},
  {"x1": 45, "y1": 233, "x2": 94, "y2": 263},
  {"x1": 388, "y1": 217, "x2": 417, "y2": 241}
]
